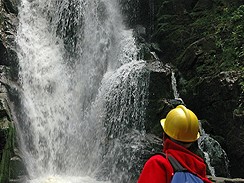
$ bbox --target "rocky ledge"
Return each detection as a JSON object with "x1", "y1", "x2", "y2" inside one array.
[{"x1": 209, "y1": 176, "x2": 244, "y2": 183}]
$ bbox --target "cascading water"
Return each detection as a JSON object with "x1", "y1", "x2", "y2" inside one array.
[
  {"x1": 170, "y1": 72, "x2": 217, "y2": 173},
  {"x1": 16, "y1": 0, "x2": 149, "y2": 182},
  {"x1": 170, "y1": 72, "x2": 230, "y2": 177},
  {"x1": 198, "y1": 122, "x2": 230, "y2": 177},
  {"x1": 171, "y1": 71, "x2": 180, "y2": 99},
  {"x1": 198, "y1": 122, "x2": 216, "y2": 176}
]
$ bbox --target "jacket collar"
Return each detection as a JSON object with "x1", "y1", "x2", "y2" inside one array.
[{"x1": 163, "y1": 138, "x2": 203, "y2": 162}]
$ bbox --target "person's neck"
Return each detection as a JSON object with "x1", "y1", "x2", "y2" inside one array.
[{"x1": 170, "y1": 138, "x2": 192, "y2": 149}]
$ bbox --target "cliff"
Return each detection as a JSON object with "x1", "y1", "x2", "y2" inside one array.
[
  {"x1": 138, "y1": 0, "x2": 244, "y2": 178},
  {"x1": 0, "y1": 0, "x2": 243, "y2": 182}
]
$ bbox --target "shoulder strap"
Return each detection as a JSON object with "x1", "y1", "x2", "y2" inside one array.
[
  {"x1": 154, "y1": 152, "x2": 187, "y2": 172},
  {"x1": 167, "y1": 155, "x2": 187, "y2": 172}
]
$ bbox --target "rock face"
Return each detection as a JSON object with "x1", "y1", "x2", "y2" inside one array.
[
  {"x1": 208, "y1": 176, "x2": 244, "y2": 183},
  {"x1": 0, "y1": 0, "x2": 26, "y2": 183},
  {"x1": 178, "y1": 39, "x2": 243, "y2": 178},
  {"x1": 170, "y1": 21, "x2": 243, "y2": 176},
  {"x1": 143, "y1": 63, "x2": 232, "y2": 178},
  {"x1": 145, "y1": 61, "x2": 173, "y2": 135},
  {"x1": 147, "y1": 0, "x2": 244, "y2": 178},
  {"x1": 0, "y1": 92, "x2": 14, "y2": 183}
]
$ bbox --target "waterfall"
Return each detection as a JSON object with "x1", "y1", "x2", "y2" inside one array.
[
  {"x1": 16, "y1": 0, "x2": 149, "y2": 182},
  {"x1": 170, "y1": 72, "x2": 218, "y2": 175},
  {"x1": 198, "y1": 122, "x2": 216, "y2": 176},
  {"x1": 171, "y1": 71, "x2": 180, "y2": 99},
  {"x1": 198, "y1": 122, "x2": 230, "y2": 177}
]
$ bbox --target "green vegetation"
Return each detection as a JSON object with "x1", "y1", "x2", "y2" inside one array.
[
  {"x1": 194, "y1": 5, "x2": 244, "y2": 85},
  {"x1": 153, "y1": 1, "x2": 244, "y2": 88},
  {"x1": 150, "y1": 1, "x2": 244, "y2": 122},
  {"x1": 0, "y1": 121, "x2": 15, "y2": 183},
  {"x1": 210, "y1": 5, "x2": 243, "y2": 70}
]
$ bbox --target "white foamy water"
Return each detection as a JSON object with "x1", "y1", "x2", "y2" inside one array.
[
  {"x1": 171, "y1": 71, "x2": 180, "y2": 99},
  {"x1": 27, "y1": 175, "x2": 110, "y2": 183},
  {"x1": 16, "y1": 0, "x2": 149, "y2": 182}
]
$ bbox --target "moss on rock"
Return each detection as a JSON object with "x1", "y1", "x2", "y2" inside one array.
[{"x1": 0, "y1": 120, "x2": 14, "y2": 183}]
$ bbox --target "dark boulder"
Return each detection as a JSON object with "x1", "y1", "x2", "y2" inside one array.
[{"x1": 145, "y1": 60, "x2": 174, "y2": 135}]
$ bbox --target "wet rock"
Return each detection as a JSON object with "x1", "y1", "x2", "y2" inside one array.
[
  {"x1": 178, "y1": 37, "x2": 216, "y2": 78},
  {"x1": 208, "y1": 176, "x2": 244, "y2": 183},
  {"x1": 193, "y1": 0, "x2": 214, "y2": 11},
  {"x1": 0, "y1": 0, "x2": 19, "y2": 81},
  {"x1": 0, "y1": 119, "x2": 14, "y2": 183},
  {"x1": 157, "y1": 0, "x2": 197, "y2": 15},
  {"x1": 9, "y1": 152, "x2": 28, "y2": 181},
  {"x1": 145, "y1": 61, "x2": 173, "y2": 134},
  {"x1": 199, "y1": 134, "x2": 230, "y2": 177},
  {"x1": 0, "y1": 40, "x2": 8, "y2": 66},
  {"x1": 0, "y1": 95, "x2": 11, "y2": 120},
  {"x1": 97, "y1": 130, "x2": 163, "y2": 183},
  {"x1": 2, "y1": 0, "x2": 18, "y2": 14},
  {"x1": 0, "y1": 1, "x2": 20, "y2": 182}
]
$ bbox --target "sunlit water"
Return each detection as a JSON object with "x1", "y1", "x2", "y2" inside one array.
[
  {"x1": 16, "y1": 0, "x2": 149, "y2": 182},
  {"x1": 28, "y1": 175, "x2": 110, "y2": 183}
]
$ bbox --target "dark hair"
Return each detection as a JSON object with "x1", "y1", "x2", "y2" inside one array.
[
  {"x1": 163, "y1": 132, "x2": 203, "y2": 157},
  {"x1": 163, "y1": 132, "x2": 193, "y2": 148}
]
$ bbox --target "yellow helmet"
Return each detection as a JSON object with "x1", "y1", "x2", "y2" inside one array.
[{"x1": 160, "y1": 105, "x2": 200, "y2": 142}]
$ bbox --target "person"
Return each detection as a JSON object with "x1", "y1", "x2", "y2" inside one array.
[{"x1": 137, "y1": 105, "x2": 212, "y2": 183}]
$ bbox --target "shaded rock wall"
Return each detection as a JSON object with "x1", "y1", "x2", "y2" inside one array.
[
  {"x1": 177, "y1": 15, "x2": 243, "y2": 181},
  {"x1": 208, "y1": 176, "x2": 244, "y2": 183},
  {"x1": 143, "y1": 63, "x2": 231, "y2": 178},
  {"x1": 144, "y1": 0, "x2": 244, "y2": 178},
  {"x1": 145, "y1": 61, "x2": 173, "y2": 135},
  {"x1": 0, "y1": 90, "x2": 15, "y2": 183},
  {"x1": 0, "y1": 0, "x2": 26, "y2": 183}
]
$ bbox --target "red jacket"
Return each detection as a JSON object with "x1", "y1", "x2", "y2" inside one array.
[{"x1": 137, "y1": 139, "x2": 212, "y2": 183}]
